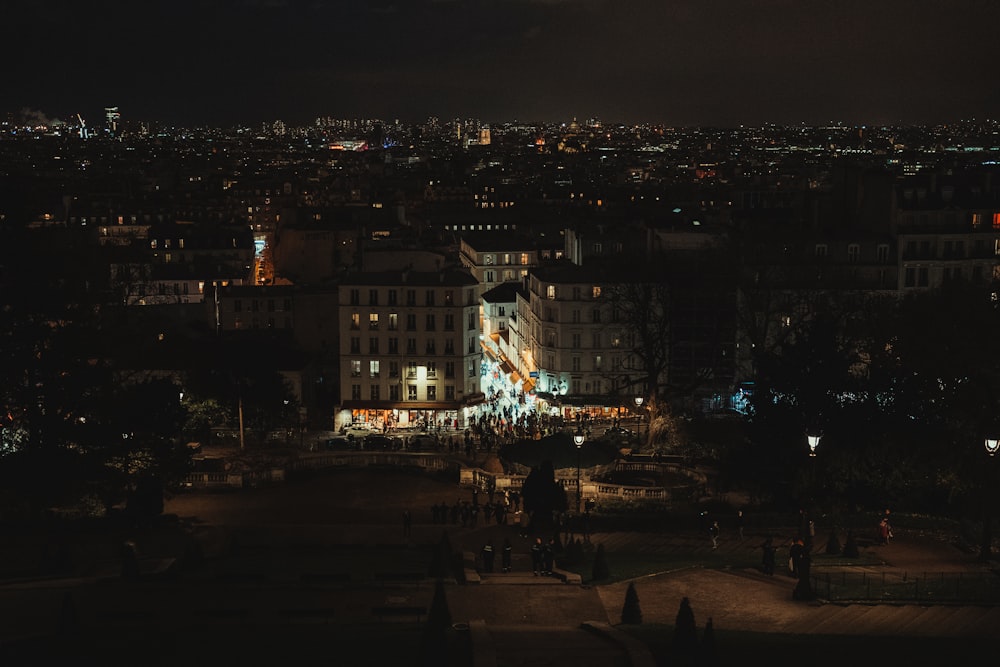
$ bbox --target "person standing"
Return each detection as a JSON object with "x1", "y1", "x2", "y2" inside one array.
[
  {"x1": 789, "y1": 538, "x2": 805, "y2": 576},
  {"x1": 542, "y1": 538, "x2": 555, "y2": 575},
  {"x1": 709, "y1": 520, "x2": 720, "y2": 549},
  {"x1": 530, "y1": 537, "x2": 543, "y2": 576},
  {"x1": 877, "y1": 517, "x2": 891, "y2": 545},
  {"x1": 402, "y1": 509, "x2": 412, "y2": 538},
  {"x1": 761, "y1": 535, "x2": 776, "y2": 575},
  {"x1": 736, "y1": 510, "x2": 745, "y2": 541},
  {"x1": 501, "y1": 538, "x2": 513, "y2": 573},
  {"x1": 481, "y1": 541, "x2": 495, "y2": 573}
]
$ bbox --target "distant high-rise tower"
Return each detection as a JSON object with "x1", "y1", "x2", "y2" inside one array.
[
  {"x1": 479, "y1": 126, "x2": 491, "y2": 146},
  {"x1": 105, "y1": 106, "x2": 120, "y2": 136}
]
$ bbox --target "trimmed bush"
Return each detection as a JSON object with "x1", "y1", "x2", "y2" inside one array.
[
  {"x1": 591, "y1": 543, "x2": 611, "y2": 581},
  {"x1": 621, "y1": 582, "x2": 642, "y2": 624}
]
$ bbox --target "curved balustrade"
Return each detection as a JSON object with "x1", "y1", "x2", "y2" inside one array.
[{"x1": 180, "y1": 451, "x2": 704, "y2": 502}]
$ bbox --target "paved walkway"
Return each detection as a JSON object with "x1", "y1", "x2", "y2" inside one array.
[{"x1": 3, "y1": 466, "x2": 999, "y2": 666}]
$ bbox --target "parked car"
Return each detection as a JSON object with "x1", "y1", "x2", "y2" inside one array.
[
  {"x1": 341, "y1": 425, "x2": 371, "y2": 439},
  {"x1": 324, "y1": 436, "x2": 356, "y2": 451},
  {"x1": 362, "y1": 434, "x2": 400, "y2": 451},
  {"x1": 604, "y1": 426, "x2": 635, "y2": 440},
  {"x1": 407, "y1": 434, "x2": 437, "y2": 451}
]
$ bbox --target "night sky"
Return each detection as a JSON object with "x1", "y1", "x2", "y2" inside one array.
[{"x1": 7, "y1": 0, "x2": 1000, "y2": 128}]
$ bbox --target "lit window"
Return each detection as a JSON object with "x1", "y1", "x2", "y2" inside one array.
[{"x1": 547, "y1": 285, "x2": 556, "y2": 299}]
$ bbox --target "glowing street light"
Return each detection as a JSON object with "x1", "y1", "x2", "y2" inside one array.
[
  {"x1": 807, "y1": 433, "x2": 822, "y2": 457},
  {"x1": 981, "y1": 436, "x2": 999, "y2": 562},
  {"x1": 574, "y1": 429, "x2": 586, "y2": 513},
  {"x1": 985, "y1": 438, "x2": 999, "y2": 457},
  {"x1": 634, "y1": 396, "x2": 644, "y2": 452}
]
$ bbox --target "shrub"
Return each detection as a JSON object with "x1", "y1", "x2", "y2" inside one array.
[
  {"x1": 841, "y1": 530, "x2": 860, "y2": 559},
  {"x1": 825, "y1": 528, "x2": 842, "y2": 555},
  {"x1": 591, "y1": 543, "x2": 611, "y2": 581},
  {"x1": 673, "y1": 596, "x2": 698, "y2": 654},
  {"x1": 621, "y1": 582, "x2": 642, "y2": 624}
]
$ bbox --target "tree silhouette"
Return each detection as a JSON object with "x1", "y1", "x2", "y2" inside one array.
[
  {"x1": 673, "y1": 596, "x2": 698, "y2": 655},
  {"x1": 620, "y1": 582, "x2": 642, "y2": 624},
  {"x1": 419, "y1": 579, "x2": 452, "y2": 667},
  {"x1": 591, "y1": 543, "x2": 611, "y2": 581},
  {"x1": 698, "y1": 616, "x2": 718, "y2": 667},
  {"x1": 825, "y1": 528, "x2": 842, "y2": 555},
  {"x1": 842, "y1": 530, "x2": 860, "y2": 558},
  {"x1": 520, "y1": 460, "x2": 567, "y2": 531}
]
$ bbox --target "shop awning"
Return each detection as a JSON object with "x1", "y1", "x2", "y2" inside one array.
[{"x1": 464, "y1": 392, "x2": 487, "y2": 406}]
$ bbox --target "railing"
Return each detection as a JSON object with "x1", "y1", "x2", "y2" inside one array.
[
  {"x1": 810, "y1": 570, "x2": 1000, "y2": 603},
  {"x1": 182, "y1": 452, "x2": 457, "y2": 490},
  {"x1": 462, "y1": 460, "x2": 704, "y2": 504},
  {"x1": 182, "y1": 450, "x2": 699, "y2": 503}
]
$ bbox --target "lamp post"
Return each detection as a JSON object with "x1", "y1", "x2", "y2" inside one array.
[
  {"x1": 807, "y1": 434, "x2": 822, "y2": 457},
  {"x1": 634, "y1": 396, "x2": 644, "y2": 453},
  {"x1": 574, "y1": 429, "x2": 586, "y2": 513},
  {"x1": 981, "y1": 437, "x2": 999, "y2": 562},
  {"x1": 806, "y1": 432, "x2": 822, "y2": 506}
]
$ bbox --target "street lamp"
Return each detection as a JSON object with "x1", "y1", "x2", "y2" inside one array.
[
  {"x1": 981, "y1": 437, "x2": 998, "y2": 562},
  {"x1": 807, "y1": 434, "x2": 822, "y2": 457},
  {"x1": 634, "y1": 396, "x2": 644, "y2": 453},
  {"x1": 574, "y1": 429, "x2": 586, "y2": 513}
]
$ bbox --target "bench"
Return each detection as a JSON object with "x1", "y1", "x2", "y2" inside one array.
[{"x1": 371, "y1": 605, "x2": 427, "y2": 622}]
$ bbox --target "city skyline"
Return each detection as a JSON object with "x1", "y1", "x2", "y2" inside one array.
[{"x1": 6, "y1": 0, "x2": 1000, "y2": 129}]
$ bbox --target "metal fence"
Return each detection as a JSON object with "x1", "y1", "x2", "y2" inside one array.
[{"x1": 810, "y1": 570, "x2": 1000, "y2": 603}]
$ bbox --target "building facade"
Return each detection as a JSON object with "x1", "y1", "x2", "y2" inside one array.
[{"x1": 335, "y1": 269, "x2": 481, "y2": 431}]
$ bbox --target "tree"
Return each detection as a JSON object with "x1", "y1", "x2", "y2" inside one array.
[
  {"x1": 520, "y1": 460, "x2": 567, "y2": 531},
  {"x1": 673, "y1": 596, "x2": 698, "y2": 655},
  {"x1": 420, "y1": 579, "x2": 452, "y2": 667},
  {"x1": 591, "y1": 543, "x2": 611, "y2": 581},
  {"x1": 620, "y1": 581, "x2": 642, "y2": 624},
  {"x1": 825, "y1": 528, "x2": 842, "y2": 555},
  {"x1": 698, "y1": 617, "x2": 718, "y2": 667}
]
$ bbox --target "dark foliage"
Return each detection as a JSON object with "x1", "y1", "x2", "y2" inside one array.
[
  {"x1": 842, "y1": 530, "x2": 860, "y2": 558},
  {"x1": 620, "y1": 581, "x2": 642, "y2": 624},
  {"x1": 419, "y1": 580, "x2": 452, "y2": 667},
  {"x1": 697, "y1": 617, "x2": 718, "y2": 667},
  {"x1": 825, "y1": 528, "x2": 842, "y2": 555},
  {"x1": 673, "y1": 596, "x2": 698, "y2": 654},
  {"x1": 591, "y1": 543, "x2": 611, "y2": 581},
  {"x1": 521, "y1": 460, "x2": 568, "y2": 531},
  {"x1": 563, "y1": 537, "x2": 585, "y2": 566}
]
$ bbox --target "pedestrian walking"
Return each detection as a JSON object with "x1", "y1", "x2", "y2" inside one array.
[
  {"x1": 402, "y1": 509, "x2": 412, "y2": 538},
  {"x1": 501, "y1": 538, "x2": 513, "y2": 572},
  {"x1": 709, "y1": 520, "x2": 720, "y2": 549},
  {"x1": 736, "y1": 510, "x2": 745, "y2": 541}
]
